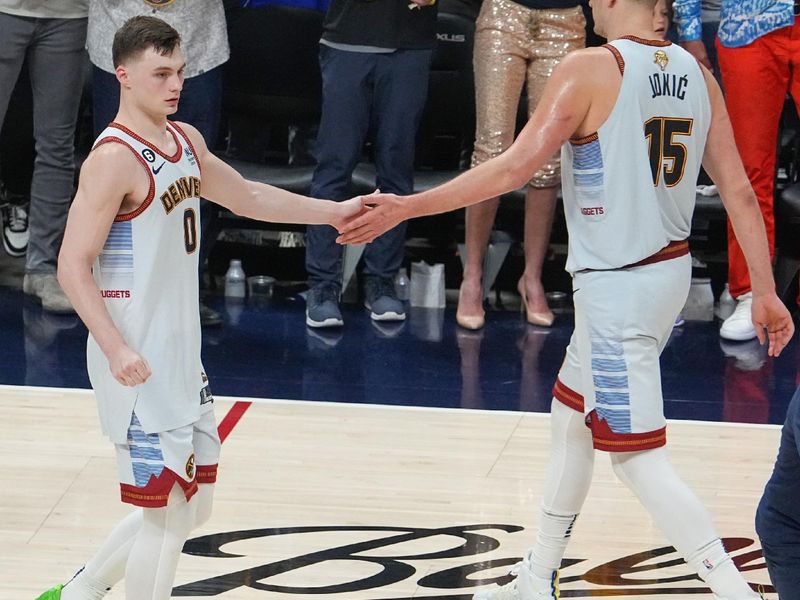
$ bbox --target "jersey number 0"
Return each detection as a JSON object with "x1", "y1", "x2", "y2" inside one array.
[{"x1": 183, "y1": 208, "x2": 197, "y2": 253}]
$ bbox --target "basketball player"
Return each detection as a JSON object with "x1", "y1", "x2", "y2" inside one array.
[
  {"x1": 36, "y1": 16, "x2": 362, "y2": 600},
  {"x1": 337, "y1": 0, "x2": 794, "y2": 598}
]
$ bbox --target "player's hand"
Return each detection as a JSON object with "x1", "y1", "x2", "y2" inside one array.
[
  {"x1": 336, "y1": 191, "x2": 407, "y2": 245},
  {"x1": 751, "y1": 293, "x2": 795, "y2": 357},
  {"x1": 108, "y1": 345, "x2": 152, "y2": 387},
  {"x1": 680, "y1": 40, "x2": 713, "y2": 72},
  {"x1": 330, "y1": 197, "x2": 369, "y2": 233}
]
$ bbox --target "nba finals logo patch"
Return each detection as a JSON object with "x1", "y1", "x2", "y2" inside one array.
[
  {"x1": 185, "y1": 145, "x2": 196, "y2": 167},
  {"x1": 654, "y1": 50, "x2": 669, "y2": 72},
  {"x1": 143, "y1": 0, "x2": 176, "y2": 7},
  {"x1": 185, "y1": 453, "x2": 195, "y2": 480}
]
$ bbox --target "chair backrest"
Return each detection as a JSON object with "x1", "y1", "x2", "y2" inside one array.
[
  {"x1": 415, "y1": 11, "x2": 476, "y2": 171},
  {"x1": 224, "y1": 6, "x2": 324, "y2": 123}
]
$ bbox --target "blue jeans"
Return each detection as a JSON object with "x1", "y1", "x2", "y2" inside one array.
[
  {"x1": 92, "y1": 66, "x2": 223, "y2": 280},
  {"x1": 306, "y1": 45, "x2": 433, "y2": 286}
]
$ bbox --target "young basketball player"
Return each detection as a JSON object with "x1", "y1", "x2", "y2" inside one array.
[
  {"x1": 36, "y1": 16, "x2": 362, "y2": 600},
  {"x1": 337, "y1": 0, "x2": 794, "y2": 598}
]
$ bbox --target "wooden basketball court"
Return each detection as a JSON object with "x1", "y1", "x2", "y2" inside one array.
[{"x1": 1, "y1": 384, "x2": 779, "y2": 598}]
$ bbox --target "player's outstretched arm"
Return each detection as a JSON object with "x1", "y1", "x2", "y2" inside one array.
[
  {"x1": 334, "y1": 50, "x2": 598, "y2": 245},
  {"x1": 58, "y1": 146, "x2": 152, "y2": 386},
  {"x1": 701, "y1": 69, "x2": 795, "y2": 355},
  {"x1": 177, "y1": 123, "x2": 365, "y2": 229}
]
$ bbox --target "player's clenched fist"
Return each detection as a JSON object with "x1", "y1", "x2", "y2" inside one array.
[{"x1": 108, "y1": 345, "x2": 152, "y2": 387}]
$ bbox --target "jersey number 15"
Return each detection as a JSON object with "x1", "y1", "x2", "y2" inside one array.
[{"x1": 644, "y1": 117, "x2": 694, "y2": 187}]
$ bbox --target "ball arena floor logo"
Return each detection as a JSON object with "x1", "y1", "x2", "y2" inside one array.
[{"x1": 174, "y1": 524, "x2": 773, "y2": 597}]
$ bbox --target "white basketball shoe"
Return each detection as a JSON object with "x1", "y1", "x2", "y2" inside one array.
[{"x1": 473, "y1": 552, "x2": 559, "y2": 600}]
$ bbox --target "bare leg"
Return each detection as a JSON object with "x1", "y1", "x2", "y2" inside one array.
[
  {"x1": 461, "y1": 4, "x2": 528, "y2": 329},
  {"x1": 519, "y1": 186, "x2": 557, "y2": 321},
  {"x1": 457, "y1": 197, "x2": 501, "y2": 328}
]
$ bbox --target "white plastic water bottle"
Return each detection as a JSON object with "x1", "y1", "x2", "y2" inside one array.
[
  {"x1": 395, "y1": 267, "x2": 410, "y2": 301},
  {"x1": 224, "y1": 259, "x2": 246, "y2": 298}
]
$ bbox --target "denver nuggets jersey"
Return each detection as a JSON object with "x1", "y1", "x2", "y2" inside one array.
[
  {"x1": 87, "y1": 121, "x2": 212, "y2": 443},
  {"x1": 560, "y1": 37, "x2": 711, "y2": 273}
]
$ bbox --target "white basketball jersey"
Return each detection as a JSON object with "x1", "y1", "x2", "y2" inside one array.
[
  {"x1": 87, "y1": 121, "x2": 212, "y2": 443},
  {"x1": 560, "y1": 37, "x2": 711, "y2": 273}
]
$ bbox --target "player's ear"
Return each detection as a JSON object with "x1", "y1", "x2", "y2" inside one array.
[{"x1": 116, "y1": 65, "x2": 130, "y2": 89}]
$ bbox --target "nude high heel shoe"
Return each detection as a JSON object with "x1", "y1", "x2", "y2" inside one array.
[
  {"x1": 457, "y1": 312, "x2": 485, "y2": 330},
  {"x1": 456, "y1": 280, "x2": 485, "y2": 330},
  {"x1": 517, "y1": 281, "x2": 555, "y2": 327}
]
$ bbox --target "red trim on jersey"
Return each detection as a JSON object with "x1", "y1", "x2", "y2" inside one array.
[
  {"x1": 196, "y1": 464, "x2": 218, "y2": 484},
  {"x1": 169, "y1": 121, "x2": 203, "y2": 174},
  {"x1": 218, "y1": 401, "x2": 252, "y2": 443},
  {"x1": 119, "y1": 467, "x2": 197, "y2": 508},
  {"x1": 93, "y1": 137, "x2": 156, "y2": 222},
  {"x1": 620, "y1": 35, "x2": 672, "y2": 48},
  {"x1": 108, "y1": 122, "x2": 183, "y2": 163},
  {"x1": 602, "y1": 44, "x2": 625, "y2": 75},
  {"x1": 570, "y1": 132, "x2": 599, "y2": 146},
  {"x1": 586, "y1": 410, "x2": 667, "y2": 452},
  {"x1": 577, "y1": 240, "x2": 690, "y2": 274},
  {"x1": 553, "y1": 378, "x2": 584, "y2": 413},
  {"x1": 626, "y1": 240, "x2": 689, "y2": 269}
]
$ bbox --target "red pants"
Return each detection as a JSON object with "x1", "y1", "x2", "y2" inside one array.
[{"x1": 717, "y1": 19, "x2": 800, "y2": 299}]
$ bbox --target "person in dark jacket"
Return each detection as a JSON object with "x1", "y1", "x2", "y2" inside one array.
[{"x1": 756, "y1": 386, "x2": 800, "y2": 598}]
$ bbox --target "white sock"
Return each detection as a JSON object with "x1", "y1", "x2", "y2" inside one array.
[
  {"x1": 610, "y1": 448, "x2": 758, "y2": 599},
  {"x1": 530, "y1": 400, "x2": 595, "y2": 581},
  {"x1": 60, "y1": 566, "x2": 112, "y2": 600},
  {"x1": 688, "y1": 540, "x2": 760, "y2": 600},
  {"x1": 531, "y1": 509, "x2": 579, "y2": 580}
]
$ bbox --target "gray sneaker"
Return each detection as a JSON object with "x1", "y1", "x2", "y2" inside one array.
[
  {"x1": 1, "y1": 202, "x2": 29, "y2": 257},
  {"x1": 363, "y1": 275, "x2": 405, "y2": 322},
  {"x1": 23, "y1": 273, "x2": 75, "y2": 314},
  {"x1": 306, "y1": 282, "x2": 343, "y2": 328}
]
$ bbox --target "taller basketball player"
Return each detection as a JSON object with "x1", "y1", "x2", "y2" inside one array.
[
  {"x1": 37, "y1": 16, "x2": 362, "y2": 600},
  {"x1": 336, "y1": 0, "x2": 795, "y2": 598}
]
